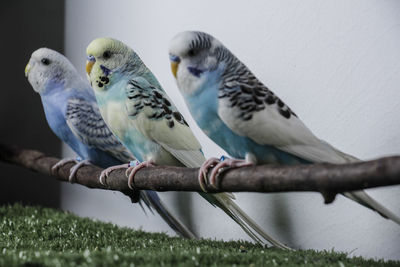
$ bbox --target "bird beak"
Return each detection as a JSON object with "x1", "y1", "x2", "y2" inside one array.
[
  {"x1": 25, "y1": 62, "x2": 31, "y2": 77},
  {"x1": 86, "y1": 55, "x2": 95, "y2": 76},
  {"x1": 169, "y1": 54, "x2": 181, "y2": 78},
  {"x1": 171, "y1": 62, "x2": 179, "y2": 78}
]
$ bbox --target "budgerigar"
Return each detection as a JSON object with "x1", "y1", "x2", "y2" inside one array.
[
  {"x1": 25, "y1": 47, "x2": 196, "y2": 239},
  {"x1": 85, "y1": 37, "x2": 292, "y2": 249},
  {"x1": 168, "y1": 31, "x2": 400, "y2": 225}
]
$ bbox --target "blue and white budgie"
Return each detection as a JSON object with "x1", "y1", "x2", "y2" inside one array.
[
  {"x1": 25, "y1": 47, "x2": 196, "y2": 238},
  {"x1": 85, "y1": 37, "x2": 291, "y2": 249},
  {"x1": 168, "y1": 31, "x2": 400, "y2": 225}
]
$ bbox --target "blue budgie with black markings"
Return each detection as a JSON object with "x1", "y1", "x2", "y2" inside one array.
[
  {"x1": 168, "y1": 31, "x2": 400, "y2": 225},
  {"x1": 25, "y1": 48, "x2": 196, "y2": 238},
  {"x1": 85, "y1": 37, "x2": 291, "y2": 249}
]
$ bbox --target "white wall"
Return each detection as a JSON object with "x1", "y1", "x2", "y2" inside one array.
[{"x1": 64, "y1": 0, "x2": 400, "y2": 260}]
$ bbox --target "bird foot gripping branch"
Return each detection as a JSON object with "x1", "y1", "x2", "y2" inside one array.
[
  {"x1": 51, "y1": 157, "x2": 92, "y2": 183},
  {"x1": 51, "y1": 157, "x2": 78, "y2": 176},
  {"x1": 198, "y1": 156, "x2": 253, "y2": 192},
  {"x1": 99, "y1": 163, "x2": 130, "y2": 186},
  {"x1": 126, "y1": 160, "x2": 156, "y2": 190}
]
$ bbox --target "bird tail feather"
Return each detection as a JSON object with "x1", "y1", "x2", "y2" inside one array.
[
  {"x1": 171, "y1": 150, "x2": 292, "y2": 249},
  {"x1": 343, "y1": 191, "x2": 400, "y2": 225},
  {"x1": 203, "y1": 192, "x2": 293, "y2": 250},
  {"x1": 141, "y1": 190, "x2": 197, "y2": 239},
  {"x1": 328, "y1": 145, "x2": 400, "y2": 225}
]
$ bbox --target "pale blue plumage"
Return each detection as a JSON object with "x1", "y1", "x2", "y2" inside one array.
[
  {"x1": 42, "y1": 85, "x2": 123, "y2": 166},
  {"x1": 25, "y1": 48, "x2": 196, "y2": 238},
  {"x1": 169, "y1": 31, "x2": 400, "y2": 225}
]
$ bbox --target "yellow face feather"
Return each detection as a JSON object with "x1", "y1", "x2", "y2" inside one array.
[
  {"x1": 86, "y1": 37, "x2": 124, "y2": 91},
  {"x1": 86, "y1": 37, "x2": 118, "y2": 58}
]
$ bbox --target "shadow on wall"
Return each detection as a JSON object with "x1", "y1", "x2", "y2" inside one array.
[
  {"x1": 0, "y1": 1, "x2": 65, "y2": 207},
  {"x1": 267, "y1": 194, "x2": 295, "y2": 244},
  {"x1": 171, "y1": 192, "x2": 197, "y2": 236}
]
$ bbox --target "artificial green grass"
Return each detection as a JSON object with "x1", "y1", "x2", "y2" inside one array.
[{"x1": 0, "y1": 204, "x2": 398, "y2": 267}]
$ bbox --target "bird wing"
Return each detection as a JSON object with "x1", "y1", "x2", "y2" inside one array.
[
  {"x1": 124, "y1": 76, "x2": 294, "y2": 248},
  {"x1": 66, "y1": 97, "x2": 135, "y2": 162},
  {"x1": 217, "y1": 60, "x2": 353, "y2": 164},
  {"x1": 124, "y1": 77, "x2": 205, "y2": 167}
]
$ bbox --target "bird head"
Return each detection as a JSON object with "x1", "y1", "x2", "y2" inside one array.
[
  {"x1": 86, "y1": 37, "x2": 142, "y2": 92},
  {"x1": 25, "y1": 48, "x2": 79, "y2": 95},
  {"x1": 168, "y1": 31, "x2": 223, "y2": 96}
]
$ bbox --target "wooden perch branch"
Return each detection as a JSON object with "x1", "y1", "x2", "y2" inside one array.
[{"x1": 1, "y1": 142, "x2": 400, "y2": 203}]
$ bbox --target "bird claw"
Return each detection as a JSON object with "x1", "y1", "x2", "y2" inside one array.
[
  {"x1": 99, "y1": 163, "x2": 130, "y2": 186},
  {"x1": 126, "y1": 160, "x2": 156, "y2": 190},
  {"x1": 69, "y1": 160, "x2": 92, "y2": 183},
  {"x1": 51, "y1": 158, "x2": 78, "y2": 176},
  {"x1": 198, "y1": 157, "x2": 220, "y2": 192},
  {"x1": 208, "y1": 158, "x2": 253, "y2": 189}
]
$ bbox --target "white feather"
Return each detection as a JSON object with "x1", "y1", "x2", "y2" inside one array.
[{"x1": 218, "y1": 97, "x2": 350, "y2": 164}]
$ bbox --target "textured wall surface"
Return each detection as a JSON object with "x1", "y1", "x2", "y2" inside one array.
[{"x1": 64, "y1": 0, "x2": 400, "y2": 260}]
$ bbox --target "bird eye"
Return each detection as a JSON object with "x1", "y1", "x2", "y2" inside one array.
[
  {"x1": 188, "y1": 49, "x2": 196, "y2": 57},
  {"x1": 103, "y1": 51, "x2": 111, "y2": 59},
  {"x1": 41, "y1": 58, "x2": 50, "y2": 65}
]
